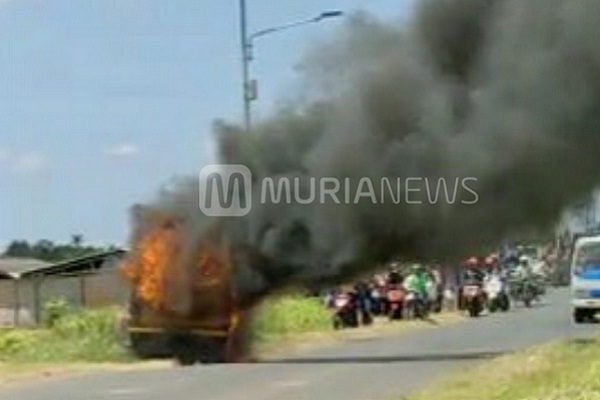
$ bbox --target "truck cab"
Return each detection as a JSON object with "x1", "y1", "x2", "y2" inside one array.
[{"x1": 570, "y1": 235, "x2": 600, "y2": 323}]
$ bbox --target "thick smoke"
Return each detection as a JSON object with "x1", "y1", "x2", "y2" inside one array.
[{"x1": 132, "y1": 0, "x2": 600, "y2": 306}]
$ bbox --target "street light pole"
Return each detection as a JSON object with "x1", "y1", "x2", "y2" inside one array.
[
  {"x1": 239, "y1": 0, "x2": 251, "y2": 134},
  {"x1": 238, "y1": 5, "x2": 343, "y2": 134}
]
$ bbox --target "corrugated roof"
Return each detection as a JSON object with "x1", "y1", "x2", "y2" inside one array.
[
  {"x1": 29, "y1": 249, "x2": 126, "y2": 278},
  {"x1": 0, "y1": 249, "x2": 127, "y2": 279},
  {"x1": 0, "y1": 258, "x2": 52, "y2": 279}
]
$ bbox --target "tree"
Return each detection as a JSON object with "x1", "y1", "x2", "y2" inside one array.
[
  {"x1": 71, "y1": 234, "x2": 83, "y2": 247},
  {"x1": 31, "y1": 240, "x2": 55, "y2": 260},
  {"x1": 2, "y1": 237, "x2": 111, "y2": 262},
  {"x1": 3, "y1": 240, "x2": 31, "y2": 258}
]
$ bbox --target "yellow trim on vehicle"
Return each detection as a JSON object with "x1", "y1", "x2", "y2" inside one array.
[{"x1": 127, "y1": 326, "x2": 229, "y2": 338}]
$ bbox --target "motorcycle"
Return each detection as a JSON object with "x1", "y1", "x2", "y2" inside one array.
[
  {"x1": 532, "y1": 273, "x2": 547, "y2": 296},
  {"x1": 370, "y1": 286, "x2": 386, "y2": 316},
  {"x1": 509, "y1": 278, "x2": 537, "y2": 308},
  {"x1": 405, "y1": 290, "x2": 428, "y2": 320},
  {"x1": 427, "y1": 281, "x2": 444, "y2": 313},
  {"x1": 462, "y1": 283, "x2": 485, "y2": 317},
  {"x1": 332, "y1": 292, "x2": 359, "y2": 329},
  {"x1": 386, "y1": 285, "x2": 406, "y2": 320},
  {"x1": 484, "y1": 276, "x2": 510, "y2": 313}
]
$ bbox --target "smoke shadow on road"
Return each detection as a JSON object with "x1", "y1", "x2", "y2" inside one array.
[{"x1": 258, "y1": 350, "x2": 506, "y2": 365}]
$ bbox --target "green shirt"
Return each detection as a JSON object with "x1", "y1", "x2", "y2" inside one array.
[{"x1": 405, "y1": 273, "x2": 428, "y2": 295}]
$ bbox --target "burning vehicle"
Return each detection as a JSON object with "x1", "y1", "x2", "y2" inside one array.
[{"x1": 120, "y1": 211, "x2": 247, "y2": 365}]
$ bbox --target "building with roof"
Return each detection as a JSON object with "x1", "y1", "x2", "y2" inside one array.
[
  {"x1": 0, "y1": 258, "x2": 52, "y2": 280},
  {"x1": 0, "y1": 249, "x2": 129, "y2": 326}
]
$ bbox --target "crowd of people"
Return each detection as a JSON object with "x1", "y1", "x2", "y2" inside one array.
[
  {"x1": 323, "y1": 263, "x2": 447, "y2": 328},
  {"x1": 322, "y1": 247, "x2": 551, "y2": 328}
]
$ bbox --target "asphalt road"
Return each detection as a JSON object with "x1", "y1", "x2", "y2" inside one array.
[{"x1": 1, "y1": 288, "x2": 596, "y2": 400}]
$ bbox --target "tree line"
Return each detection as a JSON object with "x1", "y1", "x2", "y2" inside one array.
[{"x1": 2, "y1": 235, "x2": 119, "y2": 262}]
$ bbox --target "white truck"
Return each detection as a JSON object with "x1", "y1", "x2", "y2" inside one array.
[{"x1": 570, "y1": 235, "x2": 600, "y2": 323}]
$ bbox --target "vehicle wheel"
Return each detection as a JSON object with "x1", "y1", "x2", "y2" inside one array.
[
  {"x1": 169, "y1": 335, "x2": 197, "y2": 366},
  {"x1": 416, "y1": 301, "x2": 427, "y2": 319},
  {"x1": 468, "y1": 301, "x2": 480, "y2": 317},
  {"x1": 129, "y1": 333, "x2": 155, "y2": 359},
  {"x1": 361, "y1": 312, "x2": 374, "y2": 326},
  {"x1": 196, "y1": 338, "x2": 228, "y2": 364},
  {"x1": 173, "y1": 345, "x2": 196, "y2": 366},
  {"x1": 574, "y1": 309, "x2": 587, "y2": 324},
  {"x1": 348, "y1": 312, "x2": 359, "y2": 328},
  {"x1": 501, "y1": 297, "x2": 510, "y2": 312},
  {"x1": 435, "y1": 296, "x2": 443, "y2": 313},
  {"x1": 333, "y1": 316, "x2": 342, "y2": 330}
]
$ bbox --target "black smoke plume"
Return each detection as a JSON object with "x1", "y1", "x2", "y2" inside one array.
[{"x1": 131, "y1": 0, "x2": 600, "y2": 308}]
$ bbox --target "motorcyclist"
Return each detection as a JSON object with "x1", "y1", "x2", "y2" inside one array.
[
  {"x1": 484, "y1": 259, "x2": 507, "y2": 292},
  {"x1": 403, "y1": 264, "x2": 430, "y2": 316},
  {"x1": 484, "y1": 255, "x2": 502, "y2": 280},
  {"x1": 370, "y1": 274, "x2": 386, "y2": 315},
  {"x1": 458, "y1": 257, "x2": 484, "y2": 309},
  {"x1": 404, "y1": 264, "x2": 429, "y2": 295},
  {"x1": 353, "y1": 279, "x2": 374, "y2": 325},
  {"x1": 511, "y1": 255, "x2": 540, "y2": 302},
  {"x1": 515, "y1": 255, "x2": 534, "y2": 280},
  {"x1": 427, "y1": 266, "x2": 444, "y2": 312},
  {"x1": 463, "y1": 257, "x2": 485, "y2": 284},
  {"x1": 324, "y1": 288, "x2": 336, "y2": 309},
  {"x1": 387, "y1": 263, "x2": 403, "y2": 285}
]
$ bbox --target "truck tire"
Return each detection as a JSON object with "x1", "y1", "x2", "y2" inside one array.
[
  {"x1": 129, "y1": 333, "x2": 170, "y2": 359},
  {"x1": 130, "y1": 334, "x2": 153, "y2": 359},
  {"x1": 169, "y1": 335, "x2": 198, "y2": 366},
  {"x1": 501, "y1": 295, "x2": 510, "y2": 312},
  {"x1": 468, "y1": 305, "x2": 478, "y2": 317},
  {"x1": 196, "y1": 338, "x2": 228, "y2": 364},
  {"x1": 574, "y1": 309, "x2": 587, "y2": 324}
]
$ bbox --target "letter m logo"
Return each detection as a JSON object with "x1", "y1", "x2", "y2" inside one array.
[{"x1": 199, "y1": 165, "x2": 252, "y2": 217}]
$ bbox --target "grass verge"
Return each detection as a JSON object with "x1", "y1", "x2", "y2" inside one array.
[
  {"x1": 0, "y1": 296, "x2": 464, "y2": 384},
  {"x1": 407, "y1": 336, "x2": 600, "y2": 400},
  {"x1": 0, "y1": 306, "x2": 143, "y2": 385},
  {"x1": 252, "y1": 295, "x2": 332, "y2": 341},
  {"x1": 0, "y1": 307, "x2": 131, "y2": 365}
]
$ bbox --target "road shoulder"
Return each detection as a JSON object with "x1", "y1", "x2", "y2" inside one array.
[{"x1": 406, "y1": 335, "x2": 600, "y2": 400}]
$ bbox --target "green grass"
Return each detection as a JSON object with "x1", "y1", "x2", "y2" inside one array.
[
  {"x1": 0, "y1": 296, "x2": 332, "y2": 365},
  {"x1": 408, "y1": 337, "x2": 600, "y2": 400},
  {"x1": 252, "y1": 295, "x2": 332, "y2": 342},
  {"x1": 0, "y1": 308, "x2": 132, "y2": 364}
]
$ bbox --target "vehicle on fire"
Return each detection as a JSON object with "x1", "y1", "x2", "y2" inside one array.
[
  {"x1": 125, "y1": 288, "x2": 237, "y2": 365},
  {"x1": 121, "y1": 218, "x2": 243, "y2": 365}
]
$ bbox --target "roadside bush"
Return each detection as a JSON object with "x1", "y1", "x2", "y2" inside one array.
[
  {"x1": 0, "y1": 331, "x2": 36, "y2": 356},
  {"x1": 252, "y1": 295, "x2": 331, "y2": 340},
  {"x1": 42, "y1": 298, "x2": 73, "y2": 327},
  {"x1": 0, "y1": 307, "x2": 130, "y2": 364}
]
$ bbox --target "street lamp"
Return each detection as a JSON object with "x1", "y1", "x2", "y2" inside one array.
[{"x1": 238, "y1": 1, "x2": 343, "y2": 133}]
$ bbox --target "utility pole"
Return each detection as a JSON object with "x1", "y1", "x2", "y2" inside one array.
[
  {"x1": 238, "y1": 2, "x2": 342, "y2": 134},
  {"x1": 239, "y1": 0, "x2": 251, "y2": 134}
]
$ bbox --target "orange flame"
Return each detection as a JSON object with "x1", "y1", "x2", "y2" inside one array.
[
  {"x1": 121, "y1": 218, "x2": 249, "y2": 361},
  {"x1": 121, "y1": 220, "x2": 181, "y2": 311},
  {"x1": 121, "y1": 218, "x2": 235, "y2": 314}
]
